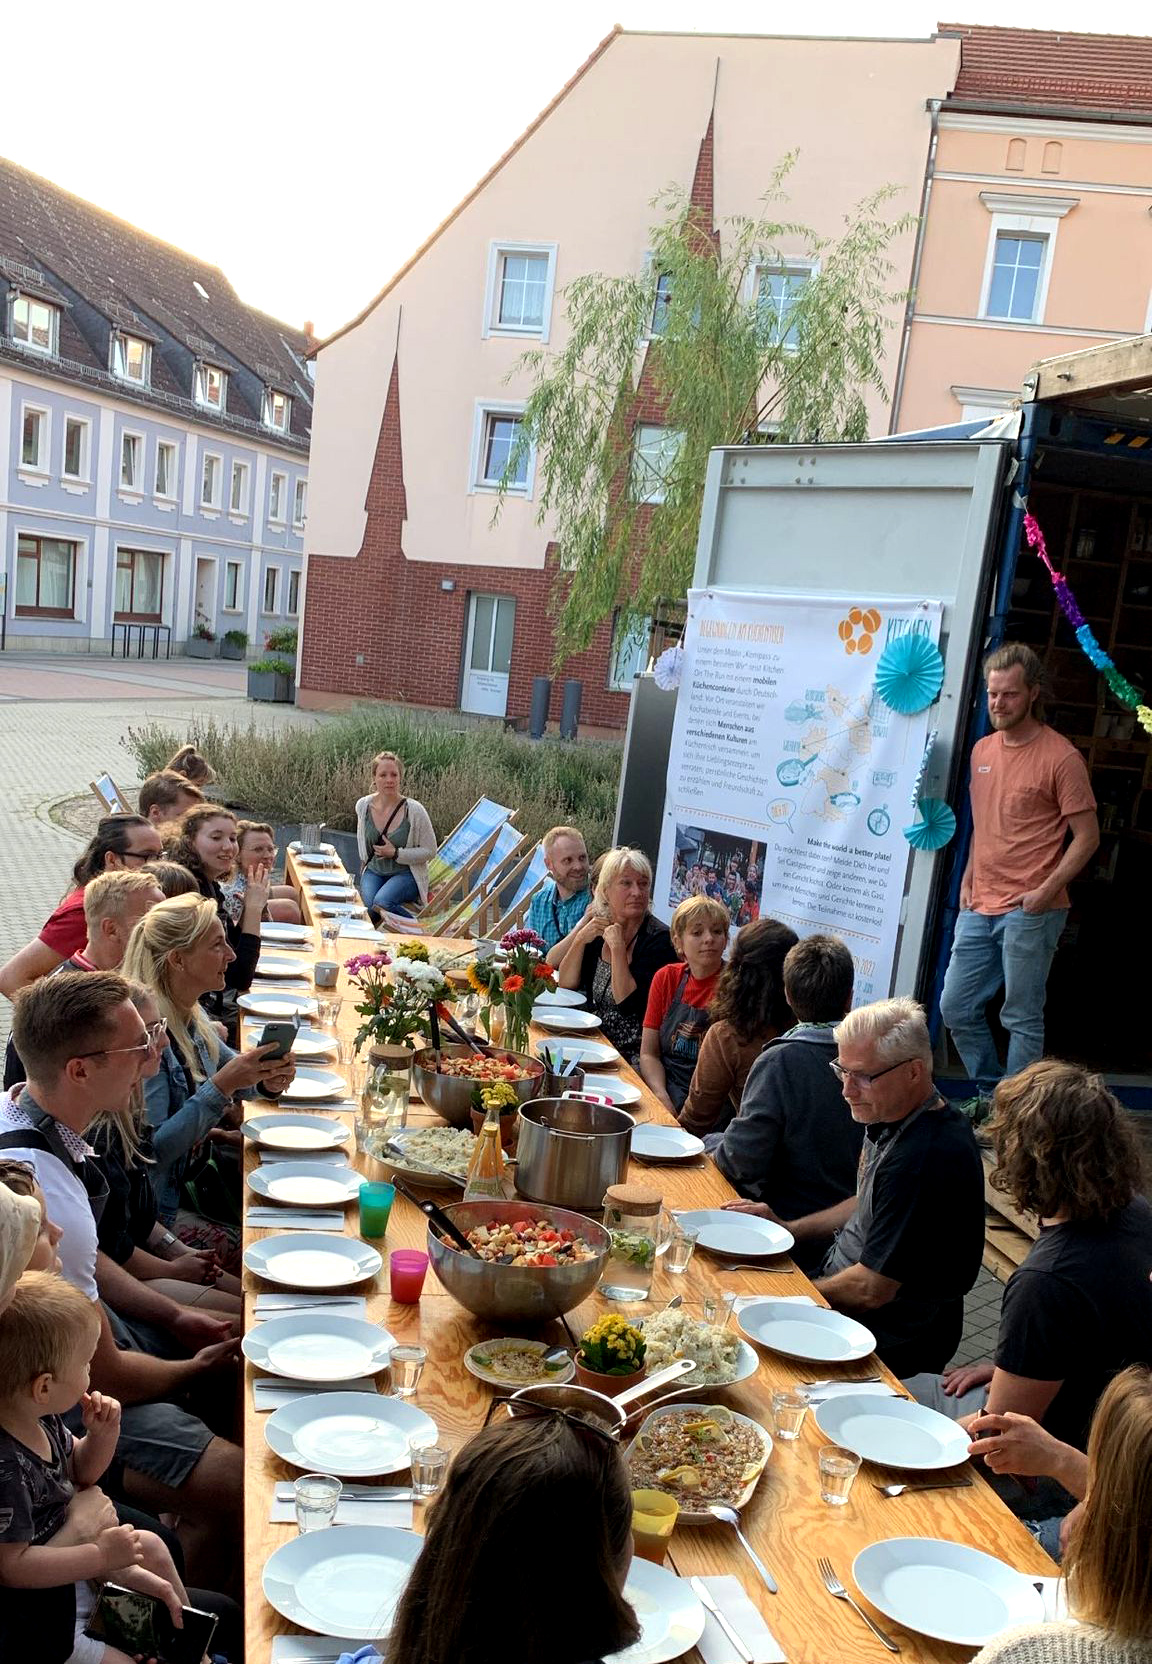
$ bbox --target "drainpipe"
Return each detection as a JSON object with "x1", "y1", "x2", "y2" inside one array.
[{"x1": 889, "y1": 98, "x2": 941, "y2": 435}]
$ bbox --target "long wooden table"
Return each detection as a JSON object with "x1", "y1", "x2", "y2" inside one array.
[{"x1": 241, "y1": 852, "x2": 1054, "y2": 1663}]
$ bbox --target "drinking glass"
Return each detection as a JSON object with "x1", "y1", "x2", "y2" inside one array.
[
  {"x1": 358, "y1": 1180, "x2": 395, "y2": 1239},
  {"x1": 389, "y1": 1344, "x2": 427, "y2": 1398},
  {"x1": 700, "y1": 1294, "x2": 720, "y2": 1326},
  {"x1": 320, "y1": 920, "x2": 343, "y2": 958},
  {"x1": 409, "y1": 1436, "x2": 449, "y2": 1499},
  {"x1": 631, "y1": 1490, "x2": 679, "y2": 1564},
  {"x1": 316, "y1": 996, "x2": 343, "y2": 1030},
  {"x1": 390, "y1": 1249, "x2": 429, "y2": 1303},
  {"x1": 818, "y1": 1444, "x2": 861, "y2": 1505},
  {"x1": 294, "y1": 1473, "x2": 342, "y2": 1531},
  {"x1": 771, "y1": 1388, "x2": 809, "y2": 1441},
  {"x1": 663, "y1": 1226, "x2": 698, "y2": 1275}
]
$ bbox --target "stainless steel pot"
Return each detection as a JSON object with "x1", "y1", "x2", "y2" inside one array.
[{"x1": 515, "y1": 1096, "x2": 634, "y2": 1211}]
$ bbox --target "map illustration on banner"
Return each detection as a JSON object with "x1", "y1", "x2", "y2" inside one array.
[{"x1": 655, "y1": 590, "x2": 944, "y2": 1005}]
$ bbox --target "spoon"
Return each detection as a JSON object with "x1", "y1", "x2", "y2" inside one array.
[
  {"x1": 707, "y1": 1504, "x2": 779, "y2": 1595},
  {"x1": 662, "y1": 1294, "x2": 683, "y2": 1312},
  {"x1": 875, "y1": 1478, "x2": 973, "y2": 1498},
  {"x1": 539, "y1": 1345, "x2": 571, "y2": 1371}
]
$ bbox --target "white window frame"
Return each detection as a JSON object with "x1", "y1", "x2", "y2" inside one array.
[
  {"x1": 630, "y1": 424, "x2": 684, "y2": 506},
  {"x1": 977, "y1": 194, "x2": 1078, "y2": 325},
  {"x1": 62, "y1": 414, "x2": 91, "y2": 483},
  {"x1": 748, "y1": 257, "x2": 819, "y2": 352},
  {"x1": 18, "y1": 403, "x2": 50, "y2": 474},
  {"x1": 222, "y1": 559, "x2": 243, "y2": 613},
  {"x1": 154, "y1": 440, "x2": 178, "y2": 501},
  {"x1": 262, "y1": 389, "x2": 291, "y2": 432},
  {"x1": 951, "y1": 385, "x2": 1016, "y2": 425},
  {"x1": 10, "y1": 294, "x2": 59, "y2": 356},
  {"x1": 111, "y1": 333, "x2": 151, "y2": 386},
  {"x1": 194, "y1": 363, "x2": 228, "y2": 411},
  {"x1": 119, "y1": 429, "x2": 145, "y2": 494},
  {"x1": 261, "y1": 564, "x2": 281, "y2": 616},
  {"x1": 269, "y1": 470, "x2": 287, "y2": 524},
  {"x1": 292, "y1": 478, "x2": 307, "y2": 528},
  {"x1": 481, "y1": 242, "x2": 557, "y2": 342},
  {"x1": 287, "y1": 568, "x2": 301, "y2": 616},
  {"x1": 200, "y1": 451, "x2": 223, "y2": 510},
  {"x1": 607, "y1": 611, "x2": 652, "y2": 692},
  {"x1": 229, "y1": 459, "x2": 250, "y2": 516},
  {"x1": 469, "y1": 401, "x2": 534, "y2": 497}
]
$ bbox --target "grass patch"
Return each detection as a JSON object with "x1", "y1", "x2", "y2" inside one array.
[{"x1": 123, "y1": 709, "x2": 622, "y2": 855}]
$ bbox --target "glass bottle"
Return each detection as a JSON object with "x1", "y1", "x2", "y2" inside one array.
[
  {"x1": 464, "y1": 1101, "x2": 509, "y2": 1202},
  {"x1": 600, "y1": 1183, "x2": 663, "y2": 1301}
]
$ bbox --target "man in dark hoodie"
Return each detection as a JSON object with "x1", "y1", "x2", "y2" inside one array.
[{"x1": 710, "y1": 935, "x2": 863, "y2": 1271}]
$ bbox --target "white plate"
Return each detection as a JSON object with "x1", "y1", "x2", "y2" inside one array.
[
  {"x1": 265, "y1": 1391, "x2": 436, "y2": 1476},
  {"x1": 260, "y1": 923, "x2": 314, "y2": 945},
  {"x1": 674, "y1": 1209, "x2": 794, "y2": 1259},
  {"x1": 277, "y1": 1067, "x2": 349, "y2": 1103},
  {"x1": 384, "y1": 1129, "x2": 472, "y2": 1191},
  {"x1": 293, "y1": 848, "x2": 339, "y2": 865},
  {"x1": 238, "y1": 990, "x2": 317, "y2": 1019},
  {"x1": 286, "y1": 1030, "x2": 339, "y2": 1060},
  {"x1": 637, "y1": 1338, "x2": 760, "y2": 1401},
  {"x1": 631, "y1": 1124, "x2": 705, "y2": 1163},
  {"x1": 243, "y1": 1233, "x2": 382, "y2": 1290},
  {"x1": 531, "y1": 987, "x2": 587, "y2": 1008},
  {"x1": 308, "y1": 883, "x2": 357, "y2": 899},
  {"x1": 315, "y1": 902, "x2": 367, "y2": 917},
  {"x1": 262, "y1": 1524, "x2": 421, "y2": 1639},
  {"x1": 853, "y1": 1538, "x2": 1045, "y2": 1647},
  {"x1": 533, "y1": 1007, "x2": 603, "y2": 1033},
  {"x1": 254, "y1": 954, "x2": 311, "y2": 980},
  {"x1": 241, "y1": 1113, "x2": 350, "y2": 1152},
  {"x1": 242, "y1": 1312, "x2": 394, "y2": 1380},
  {"x1": 463, "y1": 1338, "x2": 576, "y2": 1389},
  {"x1": 536, "y1": 1038, "x2": 619, "y2": 1068},
  {"x1": 605, "y1": 1559, "x2": 707, "y2": 1664},
  {"x1": 738, "y1": 1298, "x2": 876, "y2": 1363},
  {"x1": 581, "y1": 1073, "x2": 642, "y2": 1107},
  {"x1": 814, "y1": 1394, "x2": 971, "y2": 1471},
  {"x1": 248, "y1": 1162, "x2": 363, "y2": 1209}
]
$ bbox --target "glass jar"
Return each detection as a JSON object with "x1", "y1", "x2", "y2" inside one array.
[
  {"x1": 357, "y1": 1049, "x2": 410, "y2": 1156},
  {"x1": 600, "y1": 1183, "x2": 663, "y2": 1301}
]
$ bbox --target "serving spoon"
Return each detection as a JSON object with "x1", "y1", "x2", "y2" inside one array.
[{"x1": 707, "y1": 1504, "x2": 779, "y2": 1595}]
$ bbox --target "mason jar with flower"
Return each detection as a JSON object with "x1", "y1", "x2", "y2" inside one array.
[{"x1": 466, "y1": 927, "x2": 557, "y2": 1057}]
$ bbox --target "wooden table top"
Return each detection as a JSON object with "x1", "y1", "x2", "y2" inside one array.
[{"x1": 240, "y1": 852, "x2": 1054, "y2": 1663}]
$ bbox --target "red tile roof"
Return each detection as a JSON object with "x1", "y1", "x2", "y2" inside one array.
[{"x1": 941, "y1": 22, "x2": 1152, "y2": 116}]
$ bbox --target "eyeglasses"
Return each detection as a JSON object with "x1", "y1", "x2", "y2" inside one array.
[
  {"x1": 481, "y1": 1395, "x2": 619, "y2": 1445},
  {"x1": 829, "y1": 1058, "x2": 916, "y2": 1087},
  {"x1": 119, "y1": 851, "x2": 159, "y2": 865},
  {"x1": 144, "y1": 1021, "x2": 167, "y2": 1048},
  {"x1": 75, "y1": 1033, "x2": 153, "y2": 1061}
]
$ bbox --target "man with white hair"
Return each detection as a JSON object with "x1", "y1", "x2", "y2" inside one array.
[{"x1": 782, "y1": 996, "x2": 984, "y2": 1377}]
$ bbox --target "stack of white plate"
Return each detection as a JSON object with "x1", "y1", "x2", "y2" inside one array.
[{"x1": 274, "y1": 1067, "x2": 348, "y2": 1104}]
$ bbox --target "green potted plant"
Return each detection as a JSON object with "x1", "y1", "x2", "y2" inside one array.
[
  {"x1": 264, "y1": 625, "x2": 299, "y2": 654},
  {"x1": 220, "y1": 627, "x2": 248, "y2": 661},
  {"x1": 247, "y1": 656, "x2": 295, "y2": 702},
  {"x1": 575, "y1": 1314, "x2": 648, "y2": 1396},
  {"x1": 186, "y1": 620, "x2": 217, "y2": 659}
]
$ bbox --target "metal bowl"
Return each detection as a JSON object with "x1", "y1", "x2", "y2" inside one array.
[
  {"x1": 426, "y1": 1199, "x2": 610, "y2": 1323},
  {"x1": 411, "y1": 1044, "x2": 544, "y2": 1130}
]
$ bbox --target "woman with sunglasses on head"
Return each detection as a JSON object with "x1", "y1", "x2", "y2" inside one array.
[
  {"x1": 0, "y1": 815, "x2": 163, "y2": 1000},
  {"x1": 385, "y1": 1408, "x2": 639, "y2": 1664}
]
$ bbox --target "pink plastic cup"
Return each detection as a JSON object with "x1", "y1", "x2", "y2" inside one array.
[{"x1": 390, "y1": 1249, "x2": 430, "y2": 1303}]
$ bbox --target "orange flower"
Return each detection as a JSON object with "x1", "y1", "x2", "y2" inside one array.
[
  {"x1": 534, "y1": 963, "x2": 555, "y2": 979},
  {"x1": 502, "y1": 973, "x2": 524, "y2": 994}
]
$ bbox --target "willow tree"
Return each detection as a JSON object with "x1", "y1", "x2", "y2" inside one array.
[{"x1": 500, "y1": 163, "x2": 913, "y2": 661}]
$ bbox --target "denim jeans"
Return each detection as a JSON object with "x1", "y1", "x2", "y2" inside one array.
[
  {"x1": 359, "y1": 867, "x2": 420, "y2": 917},
  {"x1": 939, "y1": 906, "x2": 1067, "y2": 1092}
]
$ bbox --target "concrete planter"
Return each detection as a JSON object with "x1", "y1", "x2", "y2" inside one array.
[
  {"x1": 247, "y1": 667, "x2": 295, "y2": 703},
  {"x1": 186, "y1": 637, "x2": 217, "y2": 658}
]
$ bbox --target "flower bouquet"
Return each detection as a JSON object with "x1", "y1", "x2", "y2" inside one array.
[
  {"x1": 466, "y1": 927, "x2": 557, "y2": 1057},
  {"x1": 345, "y1": 948, "x2": 450, "y2": 1058}
]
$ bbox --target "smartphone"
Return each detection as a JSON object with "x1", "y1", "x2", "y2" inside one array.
[
  {"x1": 258, "y1": 1020, "x2": 298, "y2": 1060},
  {"x1": 85, "y1": 1583, "x2": 219, "y2": 1664}
]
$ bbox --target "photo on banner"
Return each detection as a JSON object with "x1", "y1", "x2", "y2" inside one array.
[{"x1": 654, "y1": 589, "x2": 944, "y2": 1005}]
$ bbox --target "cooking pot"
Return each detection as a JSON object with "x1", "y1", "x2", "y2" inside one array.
[{"x1": 515, "y1": 1095, "x2": 634, "y2": 1211}]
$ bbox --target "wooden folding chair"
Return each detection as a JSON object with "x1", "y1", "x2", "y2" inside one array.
[
  {"x1": 90, "y1": 774, "x2": 134, "y2": 815},
  {"x1": 416, "y1": 797, "x2": 516, "y2": 919},
  {"x1": 480, "y1": 842, "x2": 550, "y2": 939},
  {"x1": 387, "y1": 824, "x2": 530, "y2": 938}
]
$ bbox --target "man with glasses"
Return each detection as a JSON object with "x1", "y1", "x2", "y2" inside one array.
[
  {"x1": 0, "y1": 973, "x2": 242, "y2": 1594},
  {"x1": 774, "y1": 996, "x2": 984, "y2": 1377}
]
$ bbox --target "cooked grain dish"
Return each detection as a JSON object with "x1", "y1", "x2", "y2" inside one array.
[
  {"x1": 641, "y1": 1309, "x2": 743, "y2": 1387},
  {"x1": 395, "y1": 1127, "x2": 477, "y2": 1178},
  {"x1": 468, "y1": 1342, "x2": 567, "y2": 1382},
  {"x1": 627, "y1": 1407, "x2": 767, "y2": 1506}
]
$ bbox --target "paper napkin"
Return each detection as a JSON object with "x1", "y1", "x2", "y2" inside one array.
[
  {"x1": 252, "y1": 1294, "x2": 367, "y2": 1322},
  {"x1": 269, "y1": 1495, "x2": 413, "y2": 1528},
  {"x1": 695, "y1": 1574, "x2": 787, "y2": 1664},
  {"x1": 258, "y1": 1148, "x2": 351, "y2": 1166},
  {"x1": 252, "y1": 1377, "x2": 379, "y2": 1411},
  {"x1": 246, "y1": 1208, "x2": 346, "y2": 1229},
  {"x1": 271, "y1": 1639, "x2": 374, "y2": 1662}
]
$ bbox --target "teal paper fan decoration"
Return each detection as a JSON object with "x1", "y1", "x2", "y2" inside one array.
[
  {"x1": 903, "y1": 798, "x2": 956, "y2": 851},
  {"x1": 874, "y1": 633, "x2": 945, "y2": 715}
]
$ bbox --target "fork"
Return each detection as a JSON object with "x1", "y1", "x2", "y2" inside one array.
[
  {"x1": 817, "y1": 1557, "x2": 901, "y2": 1653},
  {"x1": 717, "y1": 1263, "x2": 796, "y2": 1274}
]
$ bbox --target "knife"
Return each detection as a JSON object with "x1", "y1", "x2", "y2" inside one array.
[
  {"x1": 274, "y1": 1482, "x2": 414, "y2": 1501},
  {"x1": 691, "y1": 1577, "x2": 753, "y2": 1663},
  {"x1": 798, "y1": 1375, "x2": 884, "y2": 1392}
]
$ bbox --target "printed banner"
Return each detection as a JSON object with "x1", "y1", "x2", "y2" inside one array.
[{"x1": 654, "y1": 590, "x2": 943, "y2": 1004}]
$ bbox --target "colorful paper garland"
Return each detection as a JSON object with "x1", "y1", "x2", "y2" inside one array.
[
  {"x1": 874, "y1": 632, "x2": 945, "y2": 715},
  {"x1": 1024, "y1": 512, "x2": 1152, "y2": 739},
  {"x1": 903, "y1": 797, "x2": 957, "y2": 851}
]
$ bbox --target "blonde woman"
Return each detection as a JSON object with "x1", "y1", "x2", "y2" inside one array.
[
  {"x1": 355, "y1": 751, "x2": 437, "y2": 919},
  {"x1": 121, "y1": 896, "x2": 294, "y2": 1244},
  {"x1": 558, "y1": 848, "x2": 677, "y2": 1065}
]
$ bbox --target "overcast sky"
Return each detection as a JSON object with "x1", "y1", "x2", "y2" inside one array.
[{"x1": 3, "y1": 0, "x2": 1148, "y2": 335}]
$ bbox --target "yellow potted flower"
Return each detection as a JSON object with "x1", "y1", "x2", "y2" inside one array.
[{"x1": 575, "y1": 1314, "x2": 648, "y2": 1396}]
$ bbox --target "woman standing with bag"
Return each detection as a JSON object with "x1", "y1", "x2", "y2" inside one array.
[{"x1": 355, "y1": 752, "x2": 437, "y2": 920}]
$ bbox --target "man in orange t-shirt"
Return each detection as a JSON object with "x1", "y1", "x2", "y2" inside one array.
[{"x1": 939, "y1": 643, "x2": 1098, "y2": 1095}]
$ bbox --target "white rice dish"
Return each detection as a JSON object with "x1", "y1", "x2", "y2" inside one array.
[
  {"x1": 641, "y1": 1309, "x2": 742, "y2": 1387},
  {"x1": 394, "y1": 1126, "x2": 476, "y2": 1178}
]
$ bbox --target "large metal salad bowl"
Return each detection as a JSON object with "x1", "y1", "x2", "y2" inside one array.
[
  {"x1": 411, "y1": 1045, "x2": 544, "y2": 1129},
  {"x1": 427, "y1": 1199, "x2": 610, "y2": 1323}
]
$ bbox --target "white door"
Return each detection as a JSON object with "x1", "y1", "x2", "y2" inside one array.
[
  {"x1": 461, "y1": 593, "x2": 515, "y2": 716},
  {"x1": 194, "y1": 557, "x2": 216, "y2": 628}
]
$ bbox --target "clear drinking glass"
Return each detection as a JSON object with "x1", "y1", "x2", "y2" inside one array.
[
  {"x1": 389, "y1": 1344, "x2": 427, "y2": 1398},
  {"x1": 409, "y1": 1436, "x2": 449, "y2": 1499},
  {"x1": 294, "y1": 1473, "x2": 342, "y2": 1531},
  {"x1": 316, "y1": 996, "x2": 343, "y2": 1030},
  {"x1": 771, "y1": 1388, "x2": 809, "y2": 1441},
  {"x1": 320, "y1": 920, "x2": 343, "y2": 958},
  {"x1": 663, "y1": 1227, "x2": 698, "y2": 1275},
  {"x1": 818, "y1": 1444, "x2": 861, "y2": 1505}
]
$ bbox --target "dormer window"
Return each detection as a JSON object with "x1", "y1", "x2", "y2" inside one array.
[
  {"x1": 111, "y1": 333, "x2": 151, "y2": 386},
  {"x1": 262, "y1": 389, "x2": 291, "y2": 432},
  {"x1": 194, "y1": 363, "x2": 227, "y2": 411},
  {"x1": 11, "y1": 294, "x2": 58, "y2": 356}
]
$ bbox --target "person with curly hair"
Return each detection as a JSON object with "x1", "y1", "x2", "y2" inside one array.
[{"x1": 907, "y1": 1059, "x2": 1152, "y2": 1513}]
